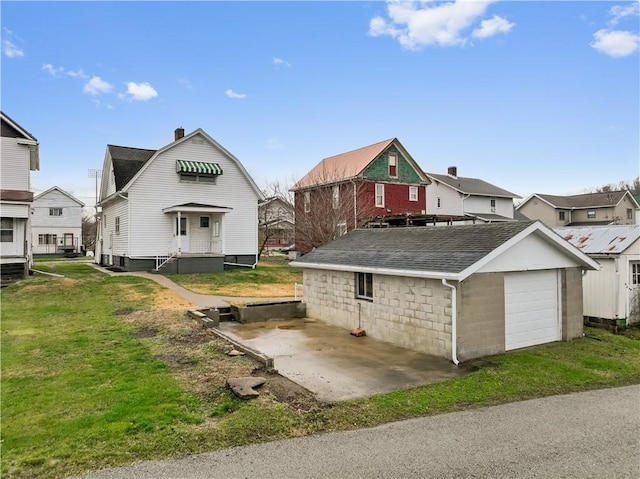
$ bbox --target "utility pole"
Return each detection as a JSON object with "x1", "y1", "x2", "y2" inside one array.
[{"x1": 88, "y1": 169, "x2": 102, "y2": 208}]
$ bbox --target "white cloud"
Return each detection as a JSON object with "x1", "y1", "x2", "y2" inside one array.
[
  {"x1": 608, "y1": 3, "x2": 640, "y2": 26},
  {"x1": 2, "y1": 28, "x2": 24, "y2": 58},
  {"x1": 225, "y1": 89, "x2": 247, "y2": 99},
  {"x1": 273, "y1": 57, "x2": 292, "y2": 68},
  {"x1": 83, "y1": 76, "x2": 114, "y2": 95},
  {"x1": 42, "y1": 63, "x2": 64, "y2": 76},
  {"x1": 119, "y1": 82, "x2": 158, "y2": 101},
  {"x1": 67, "y1": 69, "x2": 88, "y2": 79},
  {"x1": 591, "y1": 29, "x2": 640, "y2": 57},
  {"x1": 368, "y1": 0, "x2": 506, "y2": 50},
  {"x1": 179, "y1": 78, "x2": 193, "y2": 89},
  {"x1": 472, "y1": 15, "x2": 514, "y2": 39}
]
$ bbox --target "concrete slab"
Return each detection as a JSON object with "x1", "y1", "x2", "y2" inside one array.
[{"x1": 217, "y1": 319, "x2": 470, "y2": 402}]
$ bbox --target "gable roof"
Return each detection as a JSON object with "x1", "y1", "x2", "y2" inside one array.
[
  {"x1": 104, "y1": 129, "x2": 263, "y2": 199},
  {"x1": 1, "y1": 111, "x2": 40, "y2": 171},
  {"x1": 108, "y1": 145, "x2": 157, "y2": 190},
  {"x1": 518, "y1": 190, "x2": 637, "y2": 210},
  {"x1": 291, "y1": 138, "x2": 427, "y2": 190},
  {"x1": 426, "y1": 173, "x2": 520, "y2": 199},
  {"x1": 554, "y1": 225, "x2": 640, "y2": 255},
  {"x1": 292, "y1": 220, "x2": 598, "y2": 280},
  {"x1": 34, "y1": 186, "x2": 85, "y2": 207}
]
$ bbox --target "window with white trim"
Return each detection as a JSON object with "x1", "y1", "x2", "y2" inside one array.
[
  {"x1": 587, "y1": 211, "x2": 596, "y2": 219},
  {"x1": 200, "y1": 216, "x2": 210, "y2": 228},
  {"x1": 38, "y1": 234, "x2": 57, "y2": 245},
  {"x1": 0, "y1": 218, "x2": 13, "y2": 243},
  {"x1": 179, "y1": 174, "x2": 216, "y2": 184},
  {"x1": 332, "y1": 185, "x2": 339, "y2": 209},
  {"x1": 490, "y1": 198, "x2": 496, "y2": 212},
  {"x1": 409, "y1": 186, "x2": 418, "y2": 201},
  {"x1": 559, "y1": 211, "x2": 566, "y2": 221},
  {"x1": 388, "y1": 153, "x2": 397, "y2": 178},
  {"x1": 632, "y1": 262, "x2": 640, "y2": 285},
  {"x1": 49, "y1": 208, "x2": 63, "y2": 216},
  {"x1": 375, "y1": 183, "x2": 384, "y2": 207},
  {"x1": 356, "y1": 272, "x2": 373, "y2": 300},
  {"x1": 115, "y1": 217, "x2": 120, "y2": 235},
  {"x1": 627, "y1": 209, "x2": 633, "y2": 220},
  {"x1": 304, "y1": 191, "x2": 310, "y2": 213}
]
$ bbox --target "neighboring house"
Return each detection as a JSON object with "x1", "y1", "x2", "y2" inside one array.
[
  {"x1": 291, "y1": 138, "x2": 430, "y2": 253},
  {"x1": 292, "y1": 221, "x2": 598, "y2": 363},
  {"x1": 0, "y1": 111, "x2": 40, "y2": 281},
  {"x1": 517, "y1": 190, "x2": 639, "y2": 227},
  {"x1": 31, "y1": 186, "x2": 84, "y2": 255},
  {"x1": 95, "y1": 127, "x2": 263, "y2": 273},
  {"x1": 425, "y1": 167, "x2": 521, "y2": 223},
  {"x1": 258, "y1": 196, "x2": 295, "y2": 250},
  {"x1": 555, "y1": 225, "x2": 640, "y2": 326}
]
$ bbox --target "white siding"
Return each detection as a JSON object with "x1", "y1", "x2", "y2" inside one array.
[
  {"x1": 101, "y1": 197, "x2": 128, "y2": 257},
  {"x1": 32, "y1": 189, "x2": 83, "y2": 229},
  {"x1": 477, "y1": 234, "x2": 580, "y2": 274},
  {"x1": 0, "y1": 217, "x2": 26, "y2": 257},
  {"x1": 425, "y1": 182, "x2": 463, "y2": 215},
  {"x1": 0, "y1": 203, "x2": 29, "y2": 218},
  {"x1": 464, "y1": 195, "x2": 514, "y2": 218},
  {"x1": 127, "y1": 134, "x2": 259, "y2": 257},
  {"x1": 0, "y1": 138, "x2": 30, "y2": 191}
]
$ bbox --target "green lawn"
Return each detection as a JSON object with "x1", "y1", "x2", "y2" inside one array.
[
  {"x1": 169, "y1": 260, "x2": 303, "y2": 297},
  {"x1": 2, "y1": 263, "x2": 639, "y2": 478}
]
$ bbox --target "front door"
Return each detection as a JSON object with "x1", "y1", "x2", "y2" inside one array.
[
  {"x1": 63, "y1": 233, "x2": 74, "y2": 247},
  {"x1": 174, "y1": 216, "x2": 189, "y2": 253}
]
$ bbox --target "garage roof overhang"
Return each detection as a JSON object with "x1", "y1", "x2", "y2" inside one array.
[{"x1": 289, "y1": 261, "x2": 461, "y2": 281}]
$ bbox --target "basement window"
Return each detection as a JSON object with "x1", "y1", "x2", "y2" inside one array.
[{"x1": 356, "y1": 272, "x2": 373, "y2": 301}]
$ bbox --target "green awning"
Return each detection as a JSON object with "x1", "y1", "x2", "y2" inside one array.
[{"x1": 176, "y1": 160, "x2": 223, "y2": 176}]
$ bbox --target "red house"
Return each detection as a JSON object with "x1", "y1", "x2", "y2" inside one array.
[{"x1": 291, "y1": 138, "x2": 430, "y2": 253}]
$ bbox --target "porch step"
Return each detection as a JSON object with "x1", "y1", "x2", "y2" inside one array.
[{"x1": 218, "y1": 306, "x2": 234, "y2": 321}]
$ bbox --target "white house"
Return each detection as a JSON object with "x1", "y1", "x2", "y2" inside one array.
[
  {"x1": 555, "y1": 225, "x2": 640, "y2": 326},
  {"x1": 0, "y1": 111, "x2": 39, "y2": 280},
  {"x1": 31, "y1": 186, "x2": 85, "y2": 255},
  {"x1": 293, "y1": 221, "x2": 598, "y2": 363},
  {"x1": 425, "y1": 167, "x2": 521, "y2": 223},
  {"x1": 96, "y1": 127, "x2": 263, "y2": 273}
]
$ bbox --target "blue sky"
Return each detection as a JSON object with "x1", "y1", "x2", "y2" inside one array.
[{"x1": 2, "y1": 1, "x2": 639, "y2": 206}]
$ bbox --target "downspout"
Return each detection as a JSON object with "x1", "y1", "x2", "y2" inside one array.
[{"x1": 442, "y1": 279, "x2": 459, "y2": 365}]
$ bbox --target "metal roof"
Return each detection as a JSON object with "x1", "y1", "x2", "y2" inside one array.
[{"x1": 554, "y1": 225, "x2": 640, "y2": 254}]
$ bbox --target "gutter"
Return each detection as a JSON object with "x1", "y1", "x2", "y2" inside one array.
[
  {"x1": 290, "y1": 261, "x2": 460, "y2": 281},
  {"x1": 441, "y1": 279, "x2": 460, "y2": 366}
]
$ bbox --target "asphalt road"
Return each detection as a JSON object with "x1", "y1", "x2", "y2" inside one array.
[{"x1": 74, "y1": 385, "x2": 640, "y2": 479}]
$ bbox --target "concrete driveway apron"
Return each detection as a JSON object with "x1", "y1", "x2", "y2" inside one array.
[{"x1": 217, "y1": 318, "x2": 469, "y2": 402}]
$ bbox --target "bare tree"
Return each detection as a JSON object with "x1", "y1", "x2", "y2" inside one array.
[
  {"x1": 258, "y1": 178, "x2": 295, "y2": 259},
  {"x1": 292, "y1": 165, "x2": 378, "y2": 254},
  {"x1": 592, "y1": 177, "x2": 640, "y2": 196},
  {"x1": 81, "y1": 208, "x2": 98, "y2": 253}
]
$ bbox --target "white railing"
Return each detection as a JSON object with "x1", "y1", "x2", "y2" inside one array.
[
  {"x1": 155, "y1": 252, "x2": 177, "y2": 271},
  {"x1": 189, "y1": 240, "x2": 222, "y2": 254}
]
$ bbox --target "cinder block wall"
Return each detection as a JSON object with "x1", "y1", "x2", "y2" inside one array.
[
  {"x1": 562, "y1": 267, "x2": 584, "y2": 340},
  {"x1": 457, "y1": 272, "x2": 506, "y2": 361},
  {"x1": 303, "y1": 269, "x2": 452, "y2": 358}
]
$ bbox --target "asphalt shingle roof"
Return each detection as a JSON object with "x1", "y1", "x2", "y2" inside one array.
[
  {"x1": 426, "y1": 173, "x2": 519, "y2": 198},
  {"x1": 108, "y1": 145, "x2": 157, "y2": 190},
  {"x1": 537, "y1": 190, "x2": 628, "y2": 209},
  {"x1": 295, "y1": 221, "x2": 535, "y2": 274}
]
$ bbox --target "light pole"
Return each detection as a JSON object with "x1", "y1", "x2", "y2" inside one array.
[{"x1": 88, "y1": 169, "x2": 102, "y2": 207}]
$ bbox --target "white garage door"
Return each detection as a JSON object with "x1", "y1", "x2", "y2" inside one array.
[{"x1": 505, "y1": 270, "x2": 561, "y2": 351}]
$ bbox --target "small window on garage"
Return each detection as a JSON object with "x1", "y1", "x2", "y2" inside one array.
[
  {"x1": 587, "y1": 211, "x2": 596, "y2": 219},
  {"x1": 200, "y1": 216, "x2": 210, "y2": 228},
  {"x1": 356, "y1": 272, "x2": 373, "y2": 300},
  {"x1": 627, "y1": 209, "x2": 633, "y2": 220}
]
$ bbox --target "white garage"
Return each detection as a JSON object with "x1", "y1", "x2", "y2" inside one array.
[{"x1": 505, "y1": 270, "x2": 561, "y2": 350}]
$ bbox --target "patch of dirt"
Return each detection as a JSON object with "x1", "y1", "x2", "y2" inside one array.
[
  {"x1": 155, "y1": 352, "x2": 197, "y2": 366},
  {"x1": 189, "y1": 283, "x2": 297, "y2": 298},
  {"x1": 253, "y1": 367, "x2": 330, "y2": 414},
  {"x1": 113, "y1": 308, "x2": 134, "y2": 316},
  {"x1": 131, "y1": 326, "x2": 159, "y2": 338}
]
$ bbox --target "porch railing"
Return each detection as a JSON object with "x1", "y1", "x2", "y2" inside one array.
[
  {"x1": 189, "y1": 240, "x2": 222, "y2": 254},
  {"x1": 156, "y1": 252, "x2": 177, "y2": 271}
]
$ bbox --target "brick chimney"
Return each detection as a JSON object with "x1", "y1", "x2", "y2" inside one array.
[
  {"x1": 174, "y1": 127, "x2": 185, "y2": 141},
  {"x1": 447, "y1": 166, "x2": 457, "y2": 178}
]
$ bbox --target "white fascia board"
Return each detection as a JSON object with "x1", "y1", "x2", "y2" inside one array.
[
  {"x1": 16, "y1": 138, "x2": 38, "y2": 146},
  {"x1": 458, "y1": 221, "x2": 600, "y2": 281},
  {"x1": 290, "y1": 261, "x2": 460, "y2": 281}
]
